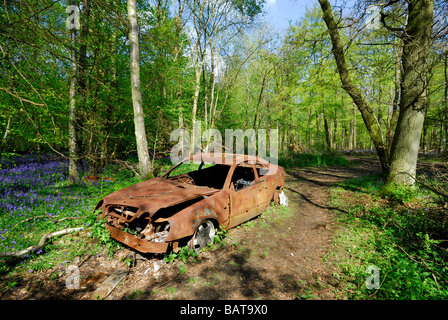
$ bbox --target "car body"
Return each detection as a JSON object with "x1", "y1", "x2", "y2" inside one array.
[{"x1": 94, "y1": 153, "x2": 286, "y2": 254}]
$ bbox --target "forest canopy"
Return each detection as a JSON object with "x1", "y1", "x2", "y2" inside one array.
[{"x1": 0, "y1": 0, "x2": 447, "y2": 185}]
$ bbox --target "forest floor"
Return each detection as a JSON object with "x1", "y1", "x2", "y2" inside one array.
[{"x1": 1, "y1": 157, "x2": 391, "y2": 301}]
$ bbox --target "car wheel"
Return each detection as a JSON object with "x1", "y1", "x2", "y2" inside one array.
[{"x1": 188, "y1": 220, "x2": 215, "y2": 253}]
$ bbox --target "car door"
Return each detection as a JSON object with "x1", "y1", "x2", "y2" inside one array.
[
  {"x1": 253, "y1": 162, "x2": 272, "y2": 211},
  {"x1": 228, "y1": 162, "x2": 270, "y2": 228}
]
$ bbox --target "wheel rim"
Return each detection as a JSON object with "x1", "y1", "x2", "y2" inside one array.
[{"x1": 190, "y1": 220, "x2": 215, "y2": 253}]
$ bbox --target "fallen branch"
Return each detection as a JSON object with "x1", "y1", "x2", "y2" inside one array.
[
  {"x1": 404, "y1": 172, "x2": 448, "y2": 200},
  {"x1": 394, "y1": 241, "x2": 448, "y2": 285},
  {"x1": 0, "y1": 227, "x2": 83, "y2": 258},
  {"x1": 93, "y1": 268, "x2": 129, "y2": 299}
]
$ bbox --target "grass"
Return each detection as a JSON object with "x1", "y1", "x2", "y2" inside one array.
[
  {"x1": 0, "y1": 152, "x2": 297, "y2": 281},
  {"x1": 0, "y1": 154, "x2": 141, "y2": 277},
  {"x1": 278, "y1": 151, "x2": 351, "y2": 169},
  {"x1": 328, "y1": 173, "x2": 448, "y2": 299},
  {"x1": 0, "y1": 153, "x2": 211, "y2": 278},
  {"x1": 10, "y1": 152, "x2": 445, "y2": 300},
  {"x1": 237, "y1": 202, "x2": 293, "y2": 233}
]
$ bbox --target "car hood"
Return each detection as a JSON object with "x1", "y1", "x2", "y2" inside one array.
[{"x1": 95, "y1": 177, "x2": 219, "y2": 217}]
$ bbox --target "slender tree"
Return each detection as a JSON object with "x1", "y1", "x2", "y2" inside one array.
[
  {"x1": 128, "y1": 0, "x2": 152, "y2": 178},
  {"x1": 68, "y1": 0, "x2": 80, "y2": 184},
  {"x1": 318, "y1": 0, "x2": 389, "y2": 172}
]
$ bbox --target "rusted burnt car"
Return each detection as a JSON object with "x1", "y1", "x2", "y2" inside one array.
[{"x1": 94, "y1": 154, "x2": 286, "y2": 254}]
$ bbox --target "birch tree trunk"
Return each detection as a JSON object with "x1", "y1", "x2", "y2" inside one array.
[
  {"x1": 68, "y1": 0, "x2": 80, "y2": 184},
  {"x1": 386, "y1": 0, "x2": 434, "y2": 186},
  {"x1": 128, "y1": 0, "x2": 152, "y2": 178},
  {"x1": 0, "y1": 114, "x2": 12, "y2": 158}
]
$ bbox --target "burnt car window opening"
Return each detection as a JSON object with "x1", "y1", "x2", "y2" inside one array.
[
  {"x1": 188, "y1": 164, "x2": 230, "y2": 189},
  {"x1": 166, "y1": 162, "x2": 203, "y2": 177},
  {"x1": 167, "y1": 162, "x2": 230, "y2": 190},
  {"x1": 257, "y1": 166, "x2": 269, "y2": 177},
  {"x1": 232, "y1": 165, "x2": 256, "y2": 190}
]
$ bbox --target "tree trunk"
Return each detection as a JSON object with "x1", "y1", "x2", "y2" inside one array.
[
  {"x1": 79, "y1": 0, "x2": 91, "y2": 171},
  {"x1": 190, "y1": 0, "x2": 206, "y2": 156},
  {"x1": 323, "y1": 111, "x2": 331, "y2": 152},
  {"x1": 422, "y1": 114, "x2": 428, "y2": 154},
  {"x1": 68, "y1": 0, "x2": 80, "y2": 184},
  {"x1": 444, "y1": 51, "x2": 448, "y2": 152},
  {"x1": 174, "y1": 0, "x2": 185, "y2": 131},
  {"x1": 352, "y1": 102, "x2": 357, "y2": 150},
  {"x1": 191, "y1": 38, "x2": 202, "y2": 155},
  {"x1": 100, "y1": 19, "x2": 118, "y2": 170},
  {"x1": 253, "y1": 68, "x2": 269, "y2": 130},
  {"x1": 318, "y1": 0, "x2": 389, "y2": 172},
  {"x1": 387, "y1": 38, "x2": 401, "y2": 154},
  {"x1": 386, "y1": 0, "x2": 433, "y2": 186},
  {"x1": 334, "y1": 95, "x2": 340, "y2": 149},
  {"x1": 0, "y1": 114, "x2": 12, "y2": 158},
  {"x1": 128, "y1": 0, "x2": 152, "y2": 179}
]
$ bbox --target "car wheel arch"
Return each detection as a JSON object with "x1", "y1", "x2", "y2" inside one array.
[{"x1": 163, "y1": 207, "x2": 219, "y2": 242}]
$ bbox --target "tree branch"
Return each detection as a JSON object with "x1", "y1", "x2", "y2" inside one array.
[
  {"x1": 380, "y1": 10, "x2": 405, "y2": 33},
  {"x1": 0, "y1": 227, "x2": 83, "y2": 258}
]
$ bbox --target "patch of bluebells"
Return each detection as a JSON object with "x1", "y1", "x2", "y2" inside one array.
[{"x1": 0, "y1": 155, "x2": 97, "y2": 254}]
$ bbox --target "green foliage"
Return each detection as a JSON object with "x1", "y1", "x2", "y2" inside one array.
[
  {"x1": 340, "y1": 173, "x2": 430, "y2": 204},
  {"x1": 279, "y1": 151, "x2": 350, "y2": 168},
  {"x1": 0, "y1": 155, "x2": 144, "y2": 278},
  {"x1": 238, "y1": 202, "x2": 293, "y2": 234},
  {"x1": 214, "y1": 226, "x2": 228, "y2": 244},
  {"x1": 1, "y1": 0, "x2": 447, "y2": 165},
  {"x1": 1, "y1": 0, "x2": 447, "y2": 298},
  {"x1": 379, "y1": 183, "x2": 423, "y2": 204},
  {"x1": 329, "y1": 174, "x2": 448, "y2": 299},
  {"x1": 164, "y1": 246, "x2": 198, "y2": 265},
  {"x1": 89, "y1": 220, "x2": 120, "y2": 257}
]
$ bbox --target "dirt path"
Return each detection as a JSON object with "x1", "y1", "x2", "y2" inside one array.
[{"x1": 2, "y1": 159, "x2": 381, "y2": 300}]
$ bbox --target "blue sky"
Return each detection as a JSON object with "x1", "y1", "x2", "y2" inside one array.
[{"x1": 264, "y1": 0, "x2": 317, "y2": 31}]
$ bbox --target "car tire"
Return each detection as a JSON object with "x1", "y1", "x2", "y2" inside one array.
[{"x1": 188, "y1": 220, "x2": 216, "y2": 253}]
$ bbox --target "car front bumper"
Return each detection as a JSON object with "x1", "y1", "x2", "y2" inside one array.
[{"x1": 106, "y1": 224, "x2": 169, "y2": 254}]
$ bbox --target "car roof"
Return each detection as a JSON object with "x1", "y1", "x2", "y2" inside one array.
[{"x1": 189, "y1": 153, "x2": 270, "y2": 166}]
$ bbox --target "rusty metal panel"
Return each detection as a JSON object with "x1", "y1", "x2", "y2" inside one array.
[{"x1": 106, "y1": 224, "x2": 169, "y2": 253}]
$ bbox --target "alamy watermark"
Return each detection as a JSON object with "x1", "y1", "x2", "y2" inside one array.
[
  {"x1": 66, "y1": 264, "x2": 80, "y2": 290},
  {"x1": 365, "y1": 265, "x2": 380, "y2": 290},
  {"x1": 66, "y1": 5, "x2": 80, "y2": 30},
  {"x1": 169, "y1": 121, "x2": 279, "y2": 166},
  {"x1": 365, "y1": 5, "x2": 381, "y2": 30}
]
